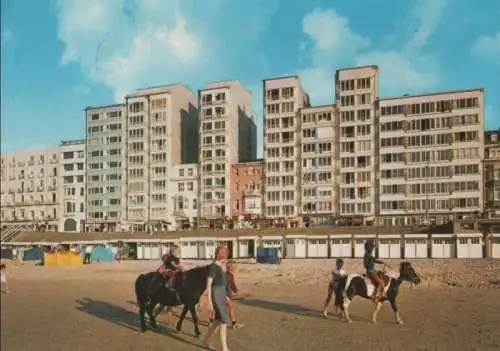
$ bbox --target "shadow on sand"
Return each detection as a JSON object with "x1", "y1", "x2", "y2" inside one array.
[
  {"x1": 74, "y1": 298, "x2": 203, "y2": 348},
  {"x1": 238, "y1": 298, "x2": 322, "y2": 319}
]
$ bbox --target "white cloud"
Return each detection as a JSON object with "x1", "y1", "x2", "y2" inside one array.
[
  {"x1": 297, "y1": 0, "x2": 447, "y2": 103},
  {"x1": 472, "y1": 32, "x2": 500, "y2": 64},
  {"x1": 55, "y1": 0, "x2": 278, "y2": 102}
]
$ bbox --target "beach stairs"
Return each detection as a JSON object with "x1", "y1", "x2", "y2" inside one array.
[{"x1": 0, "y1": 224, "x2": 29, "y2": 243}]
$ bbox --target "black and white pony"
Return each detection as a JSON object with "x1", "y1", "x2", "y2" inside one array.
[{"x1": 337, "y1": 261, "x2": 421, "y2": 325}]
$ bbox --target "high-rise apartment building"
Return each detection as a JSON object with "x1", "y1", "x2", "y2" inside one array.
[
  {"x1": 335, "y1": 66, "x2": 380, "y2": 224},
  {"x1": 0, "y1": 148, "x2": 60, "y2": 230},
  {"x1": 58, "y1": 140, "x2": 86, "y2": 232},
  {"x1": 299, "y1": 105, "x2": 339, "y2": 225},
  {"x1": 198, "y1": 80, "x2": 257, "y2": 220},
  {"x1": 378, "y1": 89, "x2": 484, "y2": 225},
  {"x1": 229, "y1": 160, "x2": 264, "y2": 219},
  {"x1": 85, "y1": 104, "x2": 125, "y2": 231},
  {"x1": 484, "y1": 130, "x2": 500, "y2": 219},
  {"x1": 263, "y1": 76, "x2": 310, "y2": 220},
  {"x1": 122, "y1": 85, "x2": 198, "y2": 231}
]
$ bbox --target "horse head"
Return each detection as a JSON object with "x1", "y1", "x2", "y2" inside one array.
[{"x1": 399, "y1": 261, "x2": 421, "y2": 285}]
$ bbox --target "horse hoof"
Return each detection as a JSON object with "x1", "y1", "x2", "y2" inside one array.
[
  {"x1": 347, "y1": 319, "x2": 353, "y2": 324},
  {"x1": 397, "y1": 321, "x2": 404, "y2": 326}
]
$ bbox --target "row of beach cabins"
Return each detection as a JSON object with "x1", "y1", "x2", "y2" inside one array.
[{"x1": 3, "y1": 228, "x2": 500, "y2": 260}]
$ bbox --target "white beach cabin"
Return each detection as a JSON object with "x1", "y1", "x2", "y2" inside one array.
[
  {"x1": 456, "y1": 233, "x2": 483, "y2": 259},
  {"x1": 329, "y1": 234, "x2": 352, "y2": 258},
  {"x1": 237, "y1": 235, "x2": 258, "y2": 258},
  {"x1": 136, "y1": 240, "x2": 164, "y2": 260},
  {"x1": 491, "y1": 233, "x2": 500, "y2": 258},
  {"x1": 404, "y1": 234, "x2": 428, "y2": 259},
  {"x1": 430, "y1": 233, "x2": 456, "y2": 258},
  {"x1": 180, "y1": 237, "x2": 200, "y2": 259},
  {"x1": 306, "y1": 235, "x2": 329, "y2": 258},
  {"x1": 353, "y1": 234, "x2": 377, "y2": 258},
  {"x1": 377, "y1": 234, "x2": 402, "y2": 259},
  {"x1": 285, "y1": 234, "x2": 307, "y2": 258}
]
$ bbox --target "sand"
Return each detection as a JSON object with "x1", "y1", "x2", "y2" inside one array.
[{"x1": 2, "y1": 258, "x2": 500, "y2": 351}]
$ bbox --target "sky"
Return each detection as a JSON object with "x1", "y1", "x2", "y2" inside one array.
[{"x1": 1, "y1": 0, "x2": 500, "y2": 157}]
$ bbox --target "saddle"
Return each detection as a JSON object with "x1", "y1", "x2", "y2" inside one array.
[{"x1": 362, "y1": 271, "x2": 391, "y2": 290}]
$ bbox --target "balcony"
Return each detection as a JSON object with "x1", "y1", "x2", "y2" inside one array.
[
  {"x1": 28, "y1": 160, "x2": 35, "y2": 166},
  {"x1": 27, "y1": 187, "x2": 34, "y2": 193},
  {"x1": 17, "y1": 161, "x2": 25, "y2": 167},
  {"x1": 38, "y1": 159, "x2": 44, "y2": 165},
  {"x1": 37, "y1": 186, "x2": 44, "y2": 192},
  {"x1": 28, "y1": 173, "x2": 35, "y2": 179},
  {"x1": 48, "y1": 185, "x2": 57, "y2": 191},
  {"x1": 485, "y1": 200, "x2": 500, "y2": 209},
  {"x1": 50, "y1": 158, "x2": 58, "y2": 164},
  {"x1": 8, "y1": 188, "x2": 15, "y2": 194},
  {"x1": 17, "y1": 174, "x2": 25, "y2": 180},
  {"x1": 9, "y1": 175, "x2": 15, "y2": 180},
  {"x1": 16, "y1": 188, "x2": 24, "y2": 193}
]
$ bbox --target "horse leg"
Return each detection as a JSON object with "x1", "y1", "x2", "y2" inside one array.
[
  {"x1": 175, "y1": 305, "x2": 189, "y2": 333},
  {"x1": 371, "y1": 301, "x2": 382, "y2": 324},
  {"x1": 342, "y1": 298, "x2": 352, "y2": 323},
  {"x1": 189, "y1": 304, "x2": 202, "y2": 338},
  {"x1": 147, "y1": 301, "x2": 159, "y2": 330},
  {"x1": 389, "y1": 298, "x2": 404, "y2": 325},
  {"x1": 138, "y1": 300, "x2": 148, "y2": 333},
  {"x1": 153, "y1": 303, "x2": 164, "y2": 318}
]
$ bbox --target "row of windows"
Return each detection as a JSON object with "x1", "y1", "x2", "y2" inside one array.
[{"x1": 380, "y1": 97, "x2": 479, "y2": 116}]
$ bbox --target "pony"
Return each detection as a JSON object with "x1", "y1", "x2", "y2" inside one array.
[
  {"x1": 337, "y1": 261, "x2": 421, "y2": 325},
  {"x1": 135, "y1": 264, "x2": 211, "y2": 337}
]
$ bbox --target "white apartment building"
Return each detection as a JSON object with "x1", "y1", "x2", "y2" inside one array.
[
  {"x1": 199, "y1": 80, "x2": 257, "y2": 220},
  {"x1": 85, "y1": 104, "x2": 125, "y2": 231},
  {"x1": 122, "y1": 85, "x2": 198, "y2": 231},
  {"x1": 263, "y1": 75, "x2": 310, "y2": 220},
  {"x1": 58, "y1": 140, "x2": 86, "y2": 232},
  {"x1": 299, "y1": 105, "x2": 339, "y2": 225},
  {"x1": 335, "y1": 66, "x2": 380, "y2": 224},
  {"x1": 378, "y1": 89, "x2": 485, "y2": 225},
  {"x1": 169, "y1": 164, "x2": 199, "y2": 229},
  {"x1": 0, "y1": 148, "x2": 60, "y2": 230}
]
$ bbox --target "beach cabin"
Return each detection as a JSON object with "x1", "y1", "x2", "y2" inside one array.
[
  {"x1": 180, "y1": 237, "x2": 200, "y2": 259},
  {"x1": 237, "y1": 235, "x2": 258, "y2": 258},
  {"x1": 306, "y1": 235, "x2": 329, "y2": 258},
  {"x1": 353, "y1": 234, "x2": 377, "y2": 258},
  {"x1": 404, "y1": 234, "x2": 429, "y2": 259},
  {"x1": 329, "y1": 234, "x2": 352, "y2": 258},
  {"x1": 377, "y1": 234, "x2": 402, "y2": 259},
  {"x1": 491, "y1": 233, "x2": 500, "y2": 258},
  {"x1": 136, "y1": 240, "x2": 163, "y2": 260},
  {"x1": 196, "y1": 238, "x2": 217, "y2": 260},
  {"x1": 285, "y1": 234, "x2": 307, "y2": 258},
  {"x1": 456, "y1": 233, "x2": 483, "y2": 259},
  {"x1": 430, "y1": 234, "x2": 456, "y2": 258},
  {"x1": 261, "y1": 235, "x2": 284, "y2": 250}
]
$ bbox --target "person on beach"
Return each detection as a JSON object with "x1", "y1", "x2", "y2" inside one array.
[
  {"x1": 364, "y1": 240, "x2": 387, "y2": 302},
  {"x1": 1, "y1": 264, "x2": 9, "y2": 294},
  {"x1": 203, "y1": 246, "x2": 231, "y2": 351},
  {"x1": 321, "y1": 258, "x2": 347, "y2": 316},
  {"x1": 210, "y1": 260, "x2": 244, "y2": 329}
]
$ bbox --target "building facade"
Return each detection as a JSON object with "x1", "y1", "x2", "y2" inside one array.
[
  {"x1": 169, "y1": 164, "x2": 199, "y2": 229},
  {"x1": 379, "y1": 89, "x2": 484, "y2": 225},
  {"x1": 121, "y1": 85, "x2": 198, "y2": 231},
  {"x1": 229, "y1": 160, "x2": 264, "y2": 219},
  {"x1": 198, "y1": 80, "x2": 257, "y2": 220},
  {"x1": 485, "y1": 130, "x2": 500, "y2": 219},
  {"x1": 299, "y1": 105, "x2": 339, "y2": 226},
  {"x1": 0, "y1": 148, "x2": 60, "y2": 230},
  {"x1": 58, "y1": 140, "x2": 86, "y2": 232},
  {"x1": 85, "y1": 104, "x2": 125, "y2": 231},
  {"x1": 263, "y1": 76, "x2": 310, "y2": 221},
  {"x1": 335, "y1": 66, "x2": 380, "y2": 224}
]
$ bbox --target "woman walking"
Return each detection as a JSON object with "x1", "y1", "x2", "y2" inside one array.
[{"x1": 203, "y1": 246, "x2": 231, "y2": 351}]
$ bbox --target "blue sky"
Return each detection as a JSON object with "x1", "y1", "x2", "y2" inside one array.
[{"x1": 1, "y1": 0, "x2": 500, "y2": 157}]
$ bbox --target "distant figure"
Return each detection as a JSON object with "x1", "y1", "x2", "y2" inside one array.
[
  {"x1": 0, "y1": 264, "x2": 9, "y2": 294},
  {"x1": 277, "y1": 247, "x2": 282, "y2": 265},
  {"x1": 321, "y1": 258, "x2": 347, "y2": 316},
  {"x1": 84, "y1": 245, "x2": 92, "y2": 264}
]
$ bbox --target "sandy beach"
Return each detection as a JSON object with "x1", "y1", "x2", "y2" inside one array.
[{"x1": 2, "y1": 258, "x2": 500, "y2": 351}]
